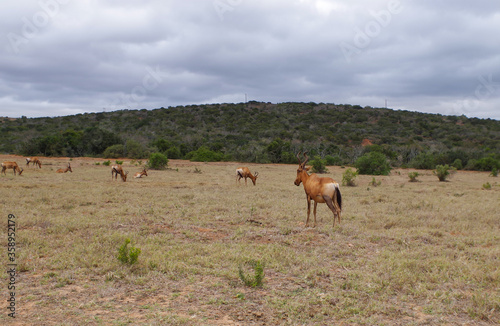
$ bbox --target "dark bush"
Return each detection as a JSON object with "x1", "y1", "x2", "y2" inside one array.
[
  {"x1": 147, "y1": 152, "x2": 168, "y2": 170},
  {"x1": 355, "y1": 152, "x2": 391, "y2": 175}
]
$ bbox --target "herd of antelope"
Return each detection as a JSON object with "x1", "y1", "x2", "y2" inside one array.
[{"x1": 2, "y1": 152, "x2": 342, "y2": 228}]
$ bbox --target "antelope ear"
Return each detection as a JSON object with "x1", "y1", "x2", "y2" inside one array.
[{"x1": 304, "y1": 166, "x2": 311, "y2": 171}]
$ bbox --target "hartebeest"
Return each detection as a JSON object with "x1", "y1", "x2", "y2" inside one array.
[
  {"x1": 134, "y1": 168, "x2": 148, "y2": 178},
  {"x1": 26, "y1": 157, "x2": 42, "y2": 168},
  {"x1": 56, "y1": 163, "x2": 72, "y2": 173},
  {"x1": 294, "y1": 152, "x2": 342, "y2": 227},
  {"x1": 236, "y1": 167, "x2": 259, "y2": 185},
  {"x1": 1, "y1": 162, "x2": 23, "y2": 176},
  {"x1": 111, "y1": 165, "x2": 128, "y2": 182}
]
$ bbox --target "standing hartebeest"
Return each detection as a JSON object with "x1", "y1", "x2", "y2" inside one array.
[
  {"x1": 111, "y1": 164, "x2": 128, "y2": 182},
  {"x1": 236, "y1": 167, "x2": 259, "y2": 185},
  {"x1": 134, "y1": 168, "x2": 148, "y2": 178},
  {"x1": 56, "y1": 163, "x2": 72, "y2": 173},
  {"x1": 294, "y1": 152, "x2": 342, "y2": 228},
  {"x1": 1, "y1": 162, "x2": 23, "y2": 176},
  {"x1": 26, "y1": 157, "x2": 42, "y2": 168}
]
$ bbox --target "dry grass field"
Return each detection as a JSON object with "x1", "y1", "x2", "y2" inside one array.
[{"x1": 1, "y1": 154, "x2": 499, "y2": 325}]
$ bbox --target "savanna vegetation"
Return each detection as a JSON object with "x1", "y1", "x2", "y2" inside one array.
[
  {"x1": 0, "y1": 155, "x2": 498, "y2": 325},
  {"x1": 1, "y1": 102, "x2": 499, "y2": 173}
]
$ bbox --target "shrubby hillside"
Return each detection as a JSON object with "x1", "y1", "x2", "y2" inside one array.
[{"x1": 1, "y1": 102, "x2": 499, "y2": 171}]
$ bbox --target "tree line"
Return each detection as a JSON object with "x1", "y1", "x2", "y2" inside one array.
[{"x1": 1, "y1": 102, "x2": 498, "y2": 172}]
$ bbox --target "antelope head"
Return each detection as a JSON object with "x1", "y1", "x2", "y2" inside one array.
[
  {"x1": 251, "y1": 171, "x2": 259, "y2": 185},
  {"x1": 294, "y1": 152, "x2": 309, "y2": 186}
]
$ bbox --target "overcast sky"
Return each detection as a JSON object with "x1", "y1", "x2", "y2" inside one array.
[{"x1": 1, "y1": 0, "x2": 499, "y2": 119}]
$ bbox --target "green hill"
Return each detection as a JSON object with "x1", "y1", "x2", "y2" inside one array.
[{"x1": 1, "y1": 102, "x2": 499, "y2": 170}]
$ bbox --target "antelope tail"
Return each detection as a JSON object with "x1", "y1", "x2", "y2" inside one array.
[{"x1": 336, "y1": 186, "x2": 342, "y2": 211}]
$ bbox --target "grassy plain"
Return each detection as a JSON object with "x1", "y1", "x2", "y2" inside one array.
[{"x1": 1, "y1": 154, "x2": 499, "y2": 325}]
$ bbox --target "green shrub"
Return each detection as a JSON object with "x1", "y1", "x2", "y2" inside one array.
[
  {"x1": 166, "y1": 146, "x2": 181, "y2": 159},
  {"x1": 125, "y1": 139, "x2": 148, "y2": 159},
  {"x1": 369, "y1": 177, "x2": 381, "y2": 187},
  {"x1": 342, "y1": 168, "x2": 358, "y2": 186},
  {"x1": 238, "y1": 260, "x2": 264, "y2": 288},
  {"x1": 473, "y1": 156, "x2": 500, "y2": 171},
  {"x1": 325, "y1": 155, "x2": 341, "y2": 166},
  {"x1": 102, "y1": 160, "x2": 111, "y2": 166},
  {"x1": 102, "y1": 144, "x2": 125, "y2": 159},
  {"x1": 186, "y1": 146, "x2": 224, "y2": 162},
  {"x1": 482, "y1": 182, "x2": 492, "y2": 190},
  {"x1": 310, "y1": 156, "x2": 328, "y2": 174},
  {"x1": 490, "y1": 168, "x2": 498, "y2": 177},
  {"x1": 355, "y1": 151, "x2": 391, "y2": 175},
  {"x1": 434, "y1": 164, "x2": 455, "y2": 182},
  {"x1": 408, "y1": 171, "x2": 419, "y2": 182},
  {"x1": 452, "y1": 158, "x2": 463, "y2": 170},
  {"x1": 117, "y1": 239, "x2": 141, "y2": 265},
  {"x1": 409, "y1": 152, "x2": 436, "y2": 170},
  {"x1": 147, "y1": 152, "x2": 168, "y2": 170}
]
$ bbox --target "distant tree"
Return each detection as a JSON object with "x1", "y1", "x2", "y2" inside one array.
[
  {"x1": 355, "y1": 152, "x2": 391, "y2": 175},
  {"x1": 147, "y1": 152, "x2": 168, "y2": 170},
  {"x1": 125, "y1": 140, "x2": 148, "y2": 159},
  {"x1": 186, "y1": 146, "x2": 224, "y2": 162},
  {"x1": 309, "y1": 156, "x2": 328, "y2": 174},
  {"x1": 102, "y1": 144, "x2": 125, "y2": 158}
]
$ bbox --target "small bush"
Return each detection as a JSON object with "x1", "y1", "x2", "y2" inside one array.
[
  {"x1": 434, "y1": 164, "x2": 455, "y2": 182},
  {"x1": 115, "y1": 160, "x2": 123, "y2": 165},
  {"x1": 102, "y1": 144, "x2": 125, "y2": 159},
  {"x1": 490, "y1": 168, "x2": 498, "y2": 177},
  {"x1": 102, "y1": 160, "x2": 111, "y2": 166},
  {"x1": 452, "y1": 159, "x2": 463, "y2": 170},
  {"x1": 117, "y1": 238, "x2": 141, "y2": 265},
  {"x1": 408, "y1": 172, "x2": 419, "y2": 182},
  {"x1": 369, "y1": 177, "x2": 381, "y2": 187},
  {"x1": 355, "y1": 151, "x2": 391, "y2": 175},
  {"x1": 238, "y1": 260, "x2": 264, "y2": 288},
  {"x1": 147, "y1": 152, "x2": 168, "y2": 170},
  {"x1": 482, "y1": 182, "x2": 492, "y2": 190},
  {"x1": 342, "y1": 168, "x2": 358, "y2": 186},
  {"x1": 310, "y1": 156, "x2": 328, "y2": 174},
  {"x1": 325, "y1": 155, "x2": 341, "y2": 166},
  {"x1": 186, "y1": 146, "x2": 224, "y2": 162}
]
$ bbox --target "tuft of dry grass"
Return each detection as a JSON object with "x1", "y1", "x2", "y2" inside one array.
[{"x1": 1, "y1": 155, "x2": 499, "y2": 325}]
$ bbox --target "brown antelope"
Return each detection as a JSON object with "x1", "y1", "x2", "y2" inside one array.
[
  {"x1": 56, "y1": 163, "x2": 72, "y2": 173},
  {"x1": 236, "y1": 167, "x2": 259, "y2": 185},
  {"x1": 294, "y1": 152, "x2": 342, "y2": 228},
  {"x1": 134, "y1": 168, "x2": 148, "y2": 178},
  {"x1": 111, "y1": 165, "x2": 128, "y2": 182},
  {"x1": 1, "y1": 162, "x2": 24, "y2": 176},
  {"x1": 27, "y1": 157, "x2": 42, "y2": 168}
]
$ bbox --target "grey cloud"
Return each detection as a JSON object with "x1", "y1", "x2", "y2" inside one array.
[{"x1": 0, "y1": 0, "x2": 498, "y2": 119}]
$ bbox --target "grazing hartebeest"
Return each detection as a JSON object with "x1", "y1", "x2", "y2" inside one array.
[
  {"x1": 111, "y1": 165, "x2": 128, "y2": 182},
  {"x1": 134, "y1": 168, "x2": 148, "y2": 178},
  {"x1": 236, "y1": 167, "x2": 259, "y2": 185},
  {"x1": 1, "y1": 162, "x2": 23, "y2": 176},
  {"x1": 26, "y1": 157, "x2": 42, "y2": 168},
  {"x1": 56, "y1": 163, "x2": 72, "y2": 173},
  {"x1": 294, "y1": 152, "x2": 342, "y2": 228}
]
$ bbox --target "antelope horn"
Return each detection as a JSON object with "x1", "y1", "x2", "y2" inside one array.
[
  {"x1": 302, "y1": 152, "x2": 309, "y2": 166},
  {"x1": 296, "y1": 152, "x2": 302, "y2": 164}
]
